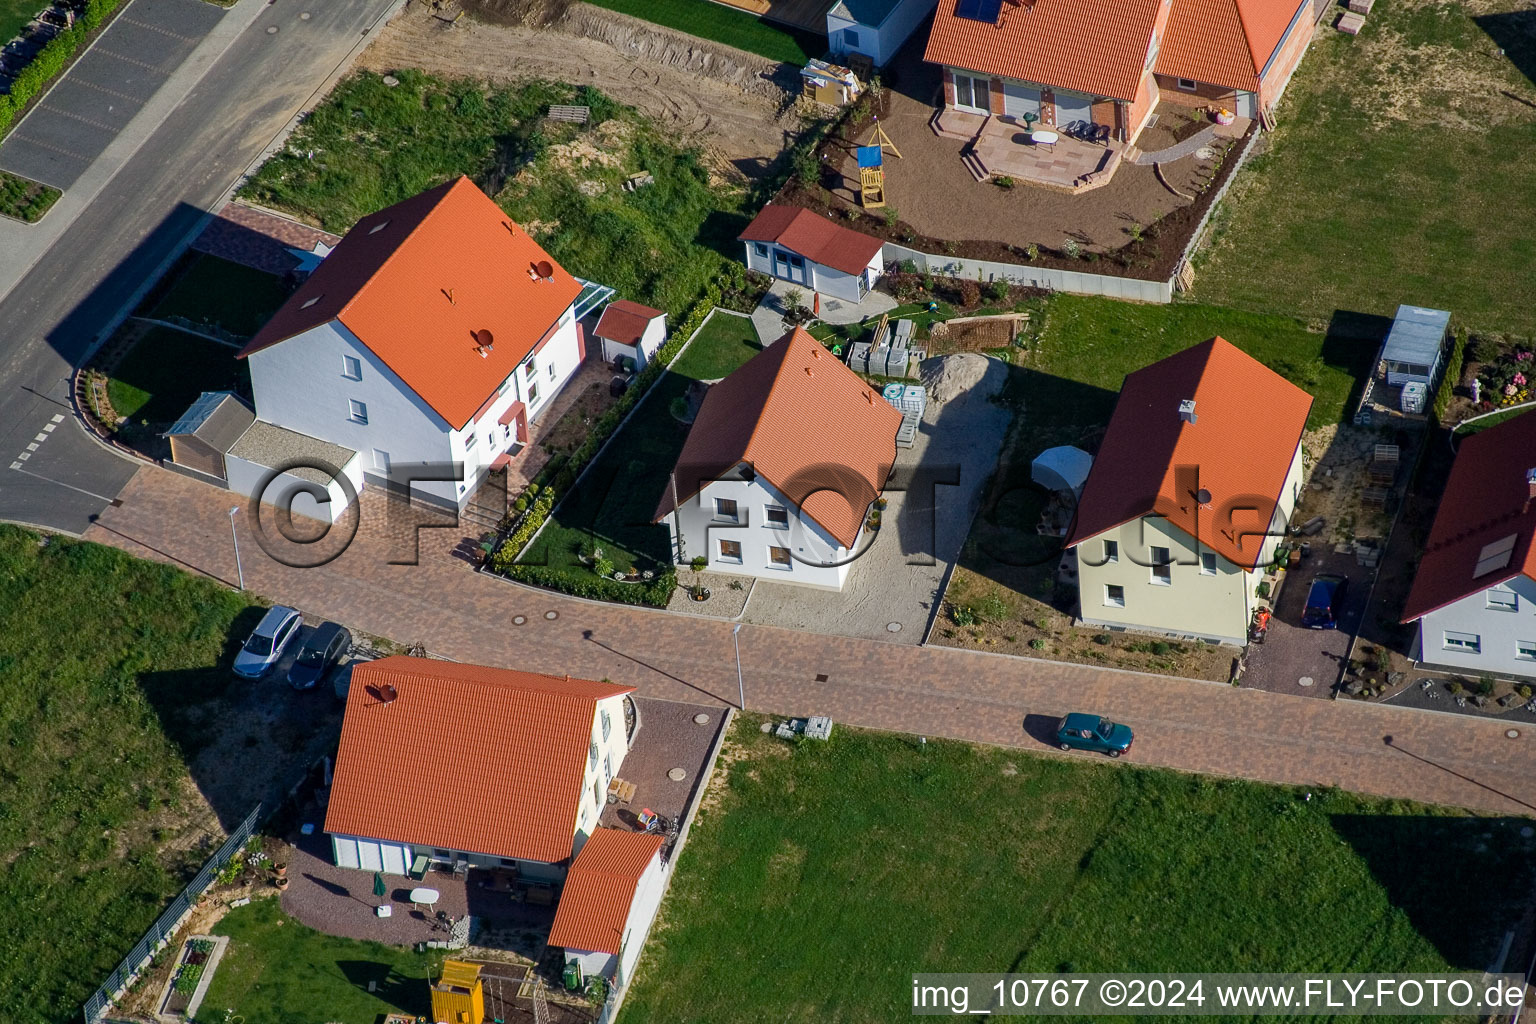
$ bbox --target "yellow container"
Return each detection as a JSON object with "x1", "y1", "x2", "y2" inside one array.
[{"x1": 430, "y1": 960, "x2": 485, "y2": 1024}]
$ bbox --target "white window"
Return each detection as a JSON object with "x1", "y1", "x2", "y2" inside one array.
[
  {"x1": 522, "y1": 357, "x2": 536, "y2": 378},
  {"x1": 593, "y1": 779, "x2": 603, "y2": 808},
  {"x1": 714, "y1": 497, "x2": 739, "y2": 522},
  {"x1": 348, "y1": 399, "x2": 368, "y2": 424},
  {"x1": 1488, "y1": 586, "x2": 1519, "y2": 611},
  {"x1": 589, "y1": 739, "x2": 598, "y2": 769},
  {"x1": 527, "y1": 379, "x2": 539, "y2": 404},
  {"x1": 1104, "y1": 584, "x2": 1125, "y2": 608},
  {"x1": 603, "y1": 753, "x2": 612, "y2": 784},
  {"x1": 600, "y1": 707, "x2": 612, "y2": 741},
  {"x1": 1517, "y1": 641, "x2": 1536, "y2": 661},
  {"x1": 1150, "y1": 546, "x2": 1171, "y2": 586},
  {"x1": 765, "y1": 505, "x2": 789, "y2": 528},
  {"x1": 342, "y1": 355, "x2": 362, "y2": 380},
  {"x1": 1103, "y1": 540, "x2": 1118, "y2": 563},
  {"x1": 1177, "y1": 78, "x2": 1198, "y2": 91},
  {"x1": 719, "y1": 539, "x2": 742, "y2": 563},
  {"x1": 768, "y1": 546, "x2": 792, "y2": 569},
  {"x1": 372, "y1": 449, "x2": 391, "y2": 473},
  {"x1": 1443, "y1": 631, "x2": 1481, "y2": 654},
  {"x1": 548, "y1": 362, "x2": 556, "y2": 379},
  {"x1": 1200, "y1": 552, "x2": 1217, "y2": 576},
  {"x1": 465, "y1": 432, "x2": 478, "y2": 452}
]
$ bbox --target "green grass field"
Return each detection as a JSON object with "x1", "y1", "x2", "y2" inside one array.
[
  {"x1": 144, "y1": 253, "x2": 293, "y2": 339},
  {"x1": 579, "y1": 0, "x2": 819, "y2": 64},
  {"x1": 519, "y1": 312, "x2": 763, "y2": 579},
  {"x1": 1191, "y1": 0, "x2": 1536, "y2": 334},
  {"x1": 106, "y1": 325, "x2": 248, "y2": 423},
  {"x1": 0, "y1": 0, "x2": 38, "y2": 52},
  {"x1": 195, "y1": 899, "x2": 443, "y2": 1024},
  {"x1": 0, "y1": 527, "x2": 258, "y2": 1024},
  {"x1": 620, "y1": 719, "x2": 1532, "y2": 1024}
]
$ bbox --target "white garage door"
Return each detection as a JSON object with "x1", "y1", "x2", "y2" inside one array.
[
  {"x1": 333, "y1": 835, "x2": 412, "y2": 874},
  {"x1": 1003, "y1": 82, "x2": 1040, "y2": 120},
  {"x1": 1054, "y1": 91, "x2": 1094, "y2": 126},
  {"x1": 333, "y1": 836, "x2": 360, "y2": 870}
]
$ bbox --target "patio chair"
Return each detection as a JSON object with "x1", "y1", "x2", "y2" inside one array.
[
  {"x1": 1063, "y1": 120, "x2": 1088, "y2": 140},
  {"x1": 1094, "y1": 124, "x2": 1112, "y2": 146}
]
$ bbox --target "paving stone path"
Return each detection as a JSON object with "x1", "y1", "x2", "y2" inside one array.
[
  {"x1": 1132, "y1": 125, "x2": 1220, "y2": 165},
  {"x1": 83, "y1": 466, "x2": 1536, "y2": 817}
]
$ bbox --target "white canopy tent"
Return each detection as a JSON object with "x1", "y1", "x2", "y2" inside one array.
[{"x1": 1031, "y1": 446, "x2": 1093, "y2": 496}]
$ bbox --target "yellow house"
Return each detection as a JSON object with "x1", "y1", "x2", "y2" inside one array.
[{"x1": 1066, "y1": 337, "x2": 1312, "y2": 646}]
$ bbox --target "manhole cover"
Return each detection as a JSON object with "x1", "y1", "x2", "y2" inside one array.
[
  {"x1": 382, "y1": 74, "x2": 400, "y2": 87},
  {"x1": 1194, "y1": 145, "x2": 1216, "y2": 160},
  {"x1": 886, "y1": 621, "x2": 902, "y2": 633},
  {"x1": 667, "y1": 768, "x2": 687, "y2": 781},
  {"x1": 512, "y1": 615, "x2": 526, "y2": 626},
  {"x1": 1507, "y1": 728, "x2": 1521, "y2": 739},
  {"x1": 544, "y1": 610, "x2": 558, "y2": 620},
  {"x1": 265, "y1": 25, "x2": 278, "y2": 33},
  {"x1": 1298, "y1": 676, "x2": 1315, "y2": 687},
  {"x1": 693, "y1": 713, "x2": 710, "y2": 725},
  {"x1": 299, "y1": 10, "x2": 311, "y2": 18}
]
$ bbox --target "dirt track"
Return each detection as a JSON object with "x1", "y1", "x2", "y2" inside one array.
[{"x1": 358, "y1": 2, "x2": 803, "y2": 180}]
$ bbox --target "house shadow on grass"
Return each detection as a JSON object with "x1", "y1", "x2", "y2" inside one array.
[
  {"x1": 1329, "y1": 813, "x2": 1536, "y2": 969},
  {"x1": 336, "y1": 960, "x2": 431, "y2": 1016},
  {"x1": 1476, "y1": 10, "x2": 1536, "y2": 92}
]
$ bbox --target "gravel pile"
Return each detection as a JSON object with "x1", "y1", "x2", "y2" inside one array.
[{"x1": 919, "y1": 353, "x2": 1000, "y2": 404}]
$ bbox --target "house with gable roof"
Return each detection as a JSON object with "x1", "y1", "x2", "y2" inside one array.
[
  {"x1": 324, "y1": 656, "x2": 634, "y2": 879},
  {"x1": 738, "y1": 205, "x2": 886, "y2": 304},
  {"x1": 1065, "y1": 338, "x2": 1312, "y2": 646},
  {"x1": 1400, "y1": 411, "x2": 1536, "y2": 680},
  {"x1": 654, "y1": 326, "x2": 902, "y2": 591},
  {"x1": 238, "y1": 176, "x2": 610, "y2": 513},
  {"x1": 548, "y1": 827, "x2": 667, "y2": 985},
  {"x1": 924, "y1": 0, "x2": 1315, "y2": 144},
  {"x1": 827, "y1": 0, "x2": 943, "y2": 69}
]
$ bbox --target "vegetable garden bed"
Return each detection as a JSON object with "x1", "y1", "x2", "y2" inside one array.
[{"x1": 156, "y1": 934, "x2": 227, "y2": 1021}]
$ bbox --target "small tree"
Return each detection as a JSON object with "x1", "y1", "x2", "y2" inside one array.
[{"x1": 689, "y1": 555, "x2": 708, "y2": 595}]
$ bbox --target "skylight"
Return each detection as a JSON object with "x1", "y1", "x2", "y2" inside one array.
[{"x1": 1474, "y1": 534, "x2": 1517, "y2": 578}]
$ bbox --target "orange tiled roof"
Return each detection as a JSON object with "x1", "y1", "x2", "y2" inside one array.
[
  {"x1": 324, "y1": 657, "x2": 633, "y2": 864},
  {"x1": 653, "y1": 327, "x2": 902, "y2": 548},
  {"x1": 238, "y1": 177, "x2": 582, "y2": 430},
  {"x1": 1401, "y1": 410, "x2": 1536, "y2": 622},
  {"x1": 1156, "y1": 0, "x2": 1307, "y2": 93},
  {"x1": 738, "y1": 206, "x2": 885, "y2": 277},
  {"x1": 595, "y1": 299, "x2": 664, "y2": 347},
  {"x1": 925, "y1": 0, "x2": 1164, "y2": 103},
  {"x1": 1065, "y1": 337, "x2": 1312, "y2": 570},
  {"x1": 547, "y1": 828, "x2": 664, "y2": 955}
]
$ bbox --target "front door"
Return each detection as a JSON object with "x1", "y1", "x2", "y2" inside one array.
[
  {"x1": 774, "y1": 249, "x2": 808, "y2": 285},
  {"x1": 953, "y1": 73, "x2": 991, "y2": 114}
]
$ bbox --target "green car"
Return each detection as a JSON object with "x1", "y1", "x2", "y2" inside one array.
[{"x1": 1055, "y1": 713, "x2": 1134, "y2": 757}]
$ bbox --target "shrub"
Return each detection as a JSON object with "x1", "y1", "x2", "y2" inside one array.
[
  {"x1": 952, "y1": 605, "x2": 977, "y2": 627},
  {"x1": 1151, "y1": 641, "x2": 1171, "y2": 656},
  {"x1": 1447, "y1": 680, "x2": 1464, "y2": 696},
  {"x1": 490, "y1": 491, "x2": 556, "y2": 572},
  {"x1": 1028, "y1": 638, "x2": 1046, "y2": 650},
  {"x1": 1477, "y1": 674, "x2": 1496, "y2": 696},
  {"x1": 1256, "y1": 581, "x2": 1271, "y2": 599},
  {"x1": 1062, "y1": 239, "x2": 1081, "y2": 259},
  {"x1": 506, "y1": 565, "x2": 676, "y2": 606},
  {"x1": 993, "y1": 175, "x2": 1015, "y2": 189},
  {"x1": 883, "y1": 207, "x2": 900, "y2": 228},
  {"x1": 1093, "y1": 634, "x2": 1111, "y2": 645},
  {"x1": 592, "y1": 557, "x2": 614, "y2": 579},
  {"x1": 957, "y1": 278, "x2": 981, "y2": 308},
  {"x1": 1519, "y1": 684, "x2": 1533, "y2": 700},
  {"x1": 1024, "y1": 243, "x2": 1040, "y2": 260},
  {"x1": 513, "y1": 497, "x2": 528, "y2": 513},
  {"x1": 984, "y1": 279, "x2": 1009, "y2": 302},
  {"x1": 1432, "y1": 327, "x2": 1468, "y2": 423}
]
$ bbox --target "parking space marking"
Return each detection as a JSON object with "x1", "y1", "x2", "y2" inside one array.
[
  {"x1": 50, "y1": 414, "x2": 64, "y2": 424},
  {"x1": 8, "y1": 463, "x2": 21, "y2": 471},
  {"x1": 45, "y1": 106, "x2": 122, "y2": 134},
  {"x1": 3, "y1": 134, "x2": 94, "y2": 163},
  {"x1": 120, "y1": 16, "x2": 201, "y2": 42},
  {"x1": 93, "y1": 48, "x2": 169, "y2": 73},
  {"x1": 13, "y1": 418, "x2": 62, "y2": 466},
  {"x1": 69, "y1": 77, "x2": 141, "y2": 103},
  {"x1": 42, "y1": 422, "x2": 56, "y2": 433}
]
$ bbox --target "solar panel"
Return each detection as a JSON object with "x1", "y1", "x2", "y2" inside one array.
[
  {"x1": 955, "y1": 0, "x2": 1003, "y2": 22},
  {"x1": 856, "y1": 145, "x2": 884, "y2": 168}
]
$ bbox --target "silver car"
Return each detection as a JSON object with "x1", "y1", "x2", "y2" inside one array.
[{"x1": 233, "y1": 606, "x2": 302, "y2": 679}]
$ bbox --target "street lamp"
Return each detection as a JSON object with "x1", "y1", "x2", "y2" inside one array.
[
  {"x1": 228, "y1": 506, "x2": 244, "y2": 591},
  {"x1": 732, "y1": 623, "x2": 745, "y2": 711}
]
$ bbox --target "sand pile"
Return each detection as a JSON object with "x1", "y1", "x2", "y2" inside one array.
[{"x1": 919, "y1": 353, "x2": 999, "y2": 404}]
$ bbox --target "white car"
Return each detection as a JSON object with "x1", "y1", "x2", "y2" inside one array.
[{"x1": 233, "y1": 606, "x2": 303, "y2": 679}]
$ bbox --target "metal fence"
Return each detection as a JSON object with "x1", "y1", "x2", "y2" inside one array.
[
  {"x1": 1172, "y1": 125, "x2": 1264, "y2": 286},
  {"x1": 81, "y1": 803, "x2": 262, "y2": 1023}
]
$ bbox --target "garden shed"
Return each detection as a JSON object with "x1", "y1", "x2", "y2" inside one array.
[{"x1": 1377, "y1": 305, "x2": 1450, "y2": 389}]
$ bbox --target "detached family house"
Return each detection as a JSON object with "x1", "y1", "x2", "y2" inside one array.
[
  {"x1": 739, "y1": 205, "x2": 885, "y2": 304},
  {"x1": 654, "y1": 327, "x2": 902, "y2": 591},
  {"x1": 237, "y1": 176, "x2": 596, "y2": 513},
  {"x1": 325, "y1": 657, "x2": 633, "y2": 880},
  {"x1": 1401, "y1": 411, "x2": 1536, "y2": 680},
  {"x1": 828, "y1": 0, "x2": 942, "y2": 68},
  {"x1": 1066, "y1": 338, "x2": 1312, "y2": 646},
  {"x1": 925, "y1": 0, "x2": 1314, "y2": 142}
]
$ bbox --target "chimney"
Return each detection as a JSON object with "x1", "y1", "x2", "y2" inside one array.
[{"x1": 1178, "y1": 399, "x2": 1197, "y2": 424}]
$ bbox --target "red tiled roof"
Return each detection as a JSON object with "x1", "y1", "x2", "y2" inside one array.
[
  {"x1": 1065, "y1": 337, "x2": 1312, "y2": 570},
  {"x1": 238, "y1": 177, "x2": 582, "y2": 430},
  {"x1": 1401, "y1": 411, "x2": 1536, "y2": 622},
  {"x1": 925, "y1": 0, "x2": 1164, "y2": 103},
  {"x1": 1156, "y1": 0, "x2": 1307, "y2": 93},
  {"x1": 738, "y1": 206, "x2": 885, "y2": 277},
  {"x1": 595, "y1": 300, "x2": 664, "y2": 346},
  {"x1": 654, "y1": 327, "x2": 902, "y2": 549},
  {"x1": 547, "y1": 828, "x2": 664, "y2": 955},
  {"x1": 324, "y1": 657, "x2": 633, "y2": 864}
]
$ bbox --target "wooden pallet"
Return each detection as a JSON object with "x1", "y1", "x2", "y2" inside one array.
[{"x1": 546, "y1": 104, "x2": 590, "y2": 124}]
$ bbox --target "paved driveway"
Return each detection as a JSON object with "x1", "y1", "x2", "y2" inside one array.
[
  {"x1": 1244, "y1": 546, "x2": 1368, "y2": 698},
  {"x1": 0, "y1": 0, "x2": 225, "y2": 189}
]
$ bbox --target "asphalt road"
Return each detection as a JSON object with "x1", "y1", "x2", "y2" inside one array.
[{"x1": 0, "y1": 0, "x2": 395, "y2": 535}]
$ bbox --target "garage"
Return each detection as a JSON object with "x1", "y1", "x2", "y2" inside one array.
[
  {"x1": 1003, "y1": 82, "x2": 1041, "y2": 120},
  {"x1": 1053, "y1": 90, "x2": 1094, "y2": 126},
  {"x1": 332, "y1": 834, "x2": 413, "y2": 875}
]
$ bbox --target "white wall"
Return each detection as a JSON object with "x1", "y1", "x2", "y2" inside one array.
[
  {"x1": 1418, "y1": 576, "x2": 1536, "y2": 680},
  {"x1": 600, "y1": 315, "x2": 667, "y2": 370},
  {"x1": 828, "y1": 0, "x2": 940, "y2": 67},
  {"x1": 882, "y1": 242, "x2": 1174, "y2": 304},
  {"x1": 564, "y1": 948, "x2": 617, "y2": 983},
  {"x1": 575, "y1": 694, "x2": 631, "y2": 843},
  {"x1": 666, "y1": 472, "x2": 856, "y2": 590},
  {"x1": 225, "y1": 450, "x2": 364, "y2": 523},
  {"x1": 617, "y1": 853, "x2": 667, "y2": 984}
]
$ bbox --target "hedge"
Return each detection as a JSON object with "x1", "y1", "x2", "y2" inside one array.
[
  {"x1": 1432, "y1": 327, "x2": 1467, "y2": 424},
  {"x1": 490, "y1": 491, "x2": 555, "y2": 573},
  {"x1": 502, "y1": 564, "x2": 678, "y2": 607},
  {"x1": 0, "y1": 0, "x2": 123, "y2": 138}
]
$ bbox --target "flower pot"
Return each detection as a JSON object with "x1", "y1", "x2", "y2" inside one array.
[
  {"x1": 275, "y1": 877, "x2": 289, "y2": 891},
  {"x1": 691, "y1": 587, "x2": 711, "y2": 602},
  {"x1": 274, "y1": 864, "x2": 287, "y2": 878}
]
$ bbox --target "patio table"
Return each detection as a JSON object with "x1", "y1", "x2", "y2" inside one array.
[
  {"x1": 409, "y1": 886, "x2": 440, "y2": 910},
  {"x1": 1029, "y1": 130, "x2": 1059, "y2": 151}
]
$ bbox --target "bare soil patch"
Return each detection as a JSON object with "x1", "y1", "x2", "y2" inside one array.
[{"x1": 361, "y1": 3, "x2": 800, "y2": 182}]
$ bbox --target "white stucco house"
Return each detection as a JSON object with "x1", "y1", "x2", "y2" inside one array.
[
  {"x1": 1401, "y1": 411, "x2": 1536, "y2": 680},
  {"x1": 238, "y1": 176, "x2": 602, "y2": 513},
  {"x1": 738, "y1": 205, "x2": 885, "y2": 304},
  {"x1": 1066, "y1": 337, "x2": 1312, "y2": 646},
  {"x1": 593, "y1": 299, "x2": 667, "y2": 370},
  {"x1": 828, "y1": 0, "x2": 941, "y2": 68},
  {"x1": 324, "y1": 657, "x2": 634, "y2": 880},
  {"x1": 654, "y1": 326, "x2": 902, "y2": 591},
  {"x1": 548, "y1": 828, "x2": 667, "y2": 986}
]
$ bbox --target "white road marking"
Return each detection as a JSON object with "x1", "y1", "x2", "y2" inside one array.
[
  {"x1": 33, "y1": 433, "x2": 47, "y2": 442},
  {"x1": 16, "y1": 452, "x2": 29, "y2": 461},
  {"x1": 26, "y1": 443, "x2": 38, "y2": 451},
  {"x1": 43, "y1": 423, "x2": 56, "y2": 432},
  {"x1": 8, "y1": 463, "x2": 21, "y2": 471},
  {"x1": 50, "y1": 414, "x2": 64, "y2": 423}
]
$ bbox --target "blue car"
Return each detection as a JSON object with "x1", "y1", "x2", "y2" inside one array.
[
  {"x1": 1301, "y1": 574, "x2": 1349, "y2": 629},
  {"x1": 1055, "y1": 713, "x2": 1134, "y2": 757}
]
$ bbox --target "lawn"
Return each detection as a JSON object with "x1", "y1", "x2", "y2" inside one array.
[
  {"x1": 620, "y1": 718, "x2": 1533, "y2": 1024},
  {"x1": 1191, "y1": 0, "x2": 1536, "y2": 335},
  {"x1": 142, "y1": 252, "x2": 294, "y2": 340},
  {"x1": 578, "y1": 0, "x2": 819, "y2": 64},
  {"x1": 240, "y1": 70, "x2": 749, "y2": 316},
  {"x1": 106, "y1": 324, "x2": 248, "y2": 424},
  {"x1": 517, "y1": 312, "x2": 763, "y2": 581},
  {"x1": 0, "y1": 0, "x2": 36, "y2": 51},
  {"x1": 0, "y1": 526, "x2": 259, "y2": 1024},
  {"x1": 195, "y1": 899, "x2": 443, "y2": 1024}
]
